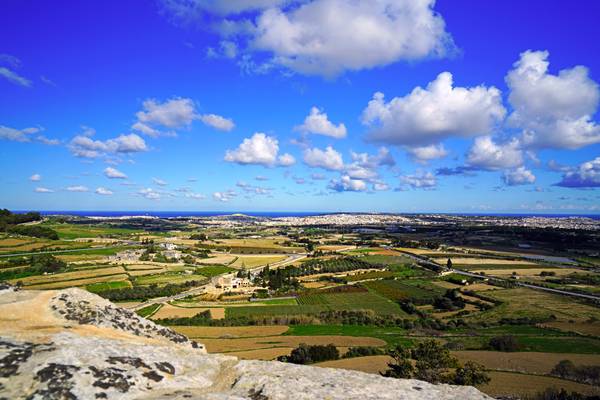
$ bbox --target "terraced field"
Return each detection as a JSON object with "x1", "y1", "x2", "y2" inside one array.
[{"x1": 297, "y1": 291, "x2": 404, "y2": 315}]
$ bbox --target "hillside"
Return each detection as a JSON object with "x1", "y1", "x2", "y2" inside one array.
[{"x1": 0, "y1": 284, "x2": 491, "y2": 399}]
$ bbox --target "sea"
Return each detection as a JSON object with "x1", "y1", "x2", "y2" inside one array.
[{"x1": 13, "y1": 211, "x2": 600, "y2": 219}]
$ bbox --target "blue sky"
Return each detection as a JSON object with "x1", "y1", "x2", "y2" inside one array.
[{"x1": 1, "y1": 0, "x2": 600, "y2": 213}]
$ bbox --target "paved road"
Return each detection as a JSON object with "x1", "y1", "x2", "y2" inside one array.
[
  {"x1": 397, "y1": 250, "x2": 600, "y2": 302},
  {"x1": 0, "y1": 245, "x2": 120, "y2": 258},
  {"x1": 128, "y1": 253, "x2": 307, "y2": 311}
]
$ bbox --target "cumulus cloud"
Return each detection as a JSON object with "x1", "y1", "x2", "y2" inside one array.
[
  {"x1": 303, "y1": 146, "x2": 344, "y2": 171},
  {"x1": 138, "y1": 187, "x2": 161, "y2": 200},
  {"x1": 328, "y1": 175, "x2": 367, "y2": 192},
  {"x1": 66, "y1": 185, "x2": 89, "y2": 192},
  {"x1": 213, "y1": 190, "x2": 237, "y2": 202},
  {"x1": 34, "y1": 187, "x2": 53, "y2": 193},
  {"x1": 466, "y1": 136, "x2": 523, "y2": 170},
  {"x1": 503, "y1": 167, "x2": 536, "y2": 186},
  {"x1": 69, "y1": 130, "x2": 147, "y2": 158},
  {"x1": 362, "y1": 72, "x2": 506, "y2": 146},
  {"x1": 406, "y1": 144, "x2": 448, "y2": 163},
  {"x1": 131, "y1": 97, "x2": 235, "y2": 136},
  {"x1": 400, "y1": 170, "x2": 436, "y2": 189},
  {"x1": 251, "y1": 0, "x2": 453, "y2": 77},
  {"x1": 224, "y1": 132, "x2": 293, "y2": 166},
  {"x1": 295, "y1": 107, "x2": 346, "y2": 138},
  {"x1": 161, "y1": 0, "x2": 453, "y2": 77},
  {"x1": 29, "y1": 174, "x2": 41, "y2": 182},
  {"x1": 95, "y1": 187, "x2": 113, "y2": 195},
  {"x1": 199, "y1": 113, "x2": 235, "y2": 131},
  {"x1": 507, "y1": 50, "x2": 600, "y2": 149},
  {"x1": 104, "y1": 167, "x2": 128, "y2": 179},
  {"x1": 555, "y1": 157, "x2": 600, "y2": 188}
]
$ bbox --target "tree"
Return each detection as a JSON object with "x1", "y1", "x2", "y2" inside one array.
[
  {"x1": 382, "y1": 345, "x2": 414, "y2": 379},
  {"x1": 489, "y1": 335, "x2": 519, "y2": 352},
  {"x1": 551, "y1": 360, "x2": 577, "y2": 379},
  {"x1": 453, "y1": 361, "x2": 490, "y2": 386},
  {"x1": 411, "y1": 340, "x2": 458, "y2": 384},
  {"x1": 446, "y1": 258, "x2": 453, "y2": 269}
]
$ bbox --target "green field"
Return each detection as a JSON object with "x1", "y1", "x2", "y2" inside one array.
[
  {"x1": 136, "y1": 303, "x2": 162, "y2": 318},
  {"x1": 195, "y1": 265, "x2": 235, "y2": 277},
  {"x1": 226, "y1": 304, "x2": 328, "y2": 318},
  {"x1": 364, "y1": 279, "x2": 443, "y2": 302},
  {"x1": 86, "y1": 280, "x2": 131, "y2": 293},
  {"x1": 286, "y1": 324, "x2": 412, "y2": 346},
  {"x1": 134, "y1": 273, "x2": 207, "y2": 286},
  {"x1": 41, "y1": 222, "x2": 143, "y2": 240},
  {"x1": 297, "y1": 291, "x2": 404, "y2": 315}
]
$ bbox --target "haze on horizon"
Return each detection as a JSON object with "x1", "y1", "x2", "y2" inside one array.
[{"x1": 1, "y1": 0, "x2": 599, "y2": 213}]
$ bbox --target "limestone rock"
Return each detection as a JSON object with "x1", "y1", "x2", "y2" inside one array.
[{"x1": 0, "y1": 287, "x2": 492, "y2": 399}]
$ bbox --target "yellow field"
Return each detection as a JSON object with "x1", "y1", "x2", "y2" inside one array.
[
  {"x1": 199, "y1": 335, "x2": 386, "y2": 353},
  {"x1": 12, "y1": 266, "x2": 126, "y2": 286},
  {"x1": 25, "y1": 274, "x2": 130, "y2": 290},
  {"x1": 453, "y1": 351, "x2": 600, "y2": 375},
  {"x1": 316, "y1": 245, "x2": 355, "y2": 251},
  {"x1": 231, "y1": 255, "x2": 287, "y2": 269},
  {"x1": 435, "y1": 257, "x2": 537, "y2": 265},
  {"x1": 171, "y1": 325, "x2": 289, "y2": 338},
  {"x1": 0, "y1": 238, "x2": 33, "y2": 246},
  {"x1": 212, "y1": 237, "x2": 289, "y2": 248},
  {"x1": 542, "y1": 321, "x2": 600, "y2": 337},
  {"x1": 316, "y1": 355, "x2": 392, "y2": 374},
  {"x1": 475, "y1": 288, "x2": 600, "y2": 322},
  {"x1": 464, "y1": 283, "x2": 498, "y2": 291},
  {"x1": 127, "y1": 268, "x2": 167, "y2": 277},
  {"x1": 470, "y1": 268, "x2": 580, "y2": 277},
  {"x1": 228, "y1": 347, "x2": 294, "y2": 360},
  {"x1": 479, "y1": 371, "x2": 600, "y2": 397},
  {"x1": 302, "y1": 281, "x2": 328, "y2": 289},
  {"x1": 0, "y1": 243, "x2": 49, "y2": 252},
  {"x1": 196, "y1": 254, "x2": 236, "y2": 265},
  {"x1": 152, "y1": 304, "x2": 225, "y2": 319},
  {"x1": 395, "y1": 247, "x2": 442, "y2": 255}
]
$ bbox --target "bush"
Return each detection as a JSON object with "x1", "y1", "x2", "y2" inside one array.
[
  {"x1": 343, "y1": 346, "x2": 384, "y2": 359},
  {"x1": 279, "y1": 343, "x2": 339, "y2": 364},
  {"x1": 489, "y1": 335, "x2": 520, "y2": 352}
]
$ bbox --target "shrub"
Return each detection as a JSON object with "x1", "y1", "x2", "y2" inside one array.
[{"x1": 489, "y1": 335, "x2": 520, "y2": 352}]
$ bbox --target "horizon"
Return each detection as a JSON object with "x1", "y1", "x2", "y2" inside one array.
[{"x1": 2, "y1": 1, "x2": 599, "y2": 212}]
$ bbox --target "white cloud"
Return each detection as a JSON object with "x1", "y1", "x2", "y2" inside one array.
[
  {"x1": 132, "y1": 98, "x2": 199, "y2": 137},
  {"x1": 251, "y1": 0, "x2": 453, "y2": 77},
  {"x1": 503, "y1": 167, "x2": 536, "y2": 186},
  {"x1": 277, "y1": 153, "x2": 296, "y2": 166},
  {"x1": 69, "y1": 131, "x2": 147, "y2": 158},
  {"x1": 363, "y1": 72, "x2": 506, "y2": 146},
  {"x1": 328, "y1": 175, "x2": 367, "y2": 192},
  {"x1": 507, "y1": 50, "x2": 600, "y2": 149},
  {"x1": 0, "y1": 125, "x2": 41, "y2": 142},
  {"x1": 555, "y1": 157, "x2": 600, "y2": 188},
  {"x1": 153, "y1": 178, "x2": 168, "y2": 186},
  {"x1": 406, "y1": 144, "x2": 448, "y2": 163},
  {"x1": 372, "y1": 181, "x2": 390, "y2": 191},
  {"x1": 184, "y1": 192, "x2": 206, "y2": 200},
  {"x1": 225, "y1": 132, "x2": 292, "y2": 166},
  {"x1": 95, "y1": 187, "x2": 113, "y2": 195},
  {"x1": 138, "y1": 187, "x2": 161, "y2": 200},
  {"x1": 213, "y1": 190, "x2": 237, "y2": 202},
  {"x1": 311, "y1": 173, "x2": 326, "y2": 180},
  {"x1": 0, "y1": 67, "x2": 31, "y2": 87},
  {"x1": 400, "y1": 170, "x2": 436, "y2": 189},
  {"x1": 466, "y1": 136, "x2": 523, "y2": 170},
  {"x1": 199, "y1": 113, "x2": 235, "y2": 131},
  {"x1": 104, "y1": 167, "x2": 128, "y2": 179},
  {"x1": 295, "y1": 107, "x2": 346, "y2": 138},
  {"x1": 255, "y1": 175, "x2": 269, "y2": 181},
  {"x1": 34, "y1": 187, "x2": 53, "y2": 193},
  {"x1": 67, "y1": 185, "x2": 89, "y2": 192},
  {"x1": 29, "y1": 174, "x2": 41, "y2": 182},
  {"x1": 36, "y1": 135, "x2": 60, "y2": 145},
  {"x1": 303, "y1": 146, "x2": 344, "y2": 171}
]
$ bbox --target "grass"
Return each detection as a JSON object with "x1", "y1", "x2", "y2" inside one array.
[
  {"x1": 86, "y1": 280, "x2": 131, "y2": 293},
  {"x1": 254, "y1": 298, "x2": 298, "y2": 305},
  {"x1": 344, "y1": 271, "x2": 395, "y2": 281},
  {"x1": 297, "y1": 291, "x2": 405, "y2": 315},
  {"x1": 226, "y1": 304, "x2": 328, "y2": 318},
  {"x1": 363, "y1": 279, "x2": 442, "y2": 302},
  {"x1": 195, "y1": 265, "x2": 234, "y2": 277},
  {"x1": 361, "y1": 255, "x2": 412, "y2": 266},
  {"x1": 230, "y1": 255, "x2": 287, "y2": 269},
  {"x1": 41, "y1": 222, "x2": 142, "y2": 240},
  {"x1": 285, "y1": 324, "x2": 412, "y2": 347},
  {"x1": 134, "y1": 273, "x2": 207, "y2": 286},
  {"x1": 136, "y1": 303, "x2": 162, "y2": 318}
]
